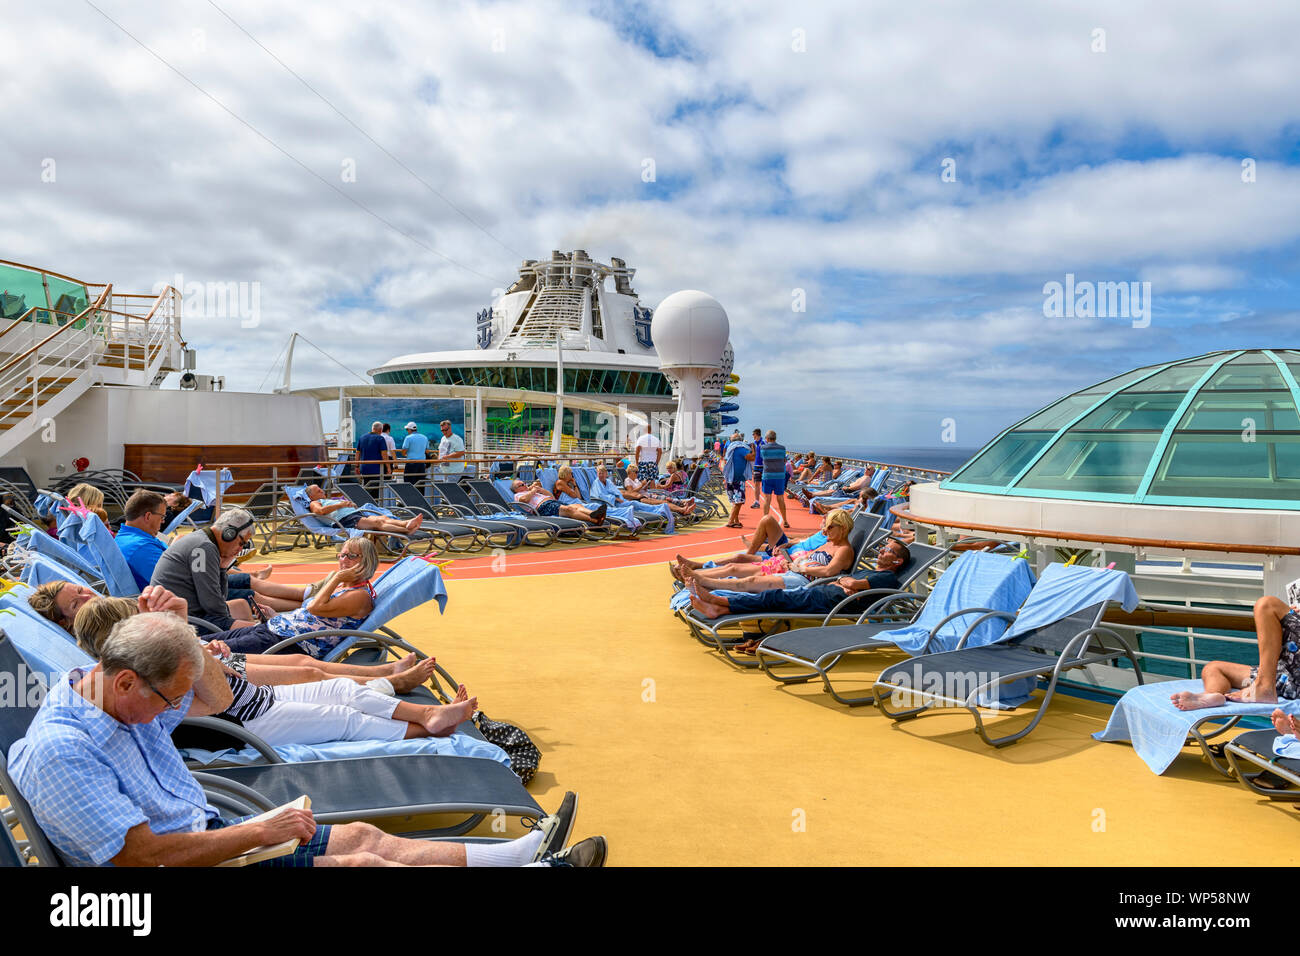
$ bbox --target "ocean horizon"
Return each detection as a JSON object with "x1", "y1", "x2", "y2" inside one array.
[{"x1": 811, "y1": 444, "x2": 980, "y2": 474}]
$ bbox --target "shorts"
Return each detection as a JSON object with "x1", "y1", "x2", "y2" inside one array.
[
  {"x1": 779, "y1": 571, "x2": 811, "y2": 589},
  {"x1": 210, "y1": 813, "x2": 333, "y2": 866},
  {"x1": 725, "y1": 479, "x2": 746, "y2": 504},
  {"x1": 761, "y1": 476, "x2": 787, "y2": 496},
  {"x1": 337, "y1": 511, "x2": 365, "y2": 529},
  {"x1": 1249, "y1": 611, "x2": 1300, "y2": 700},
  {"x1": 224, "y1": 622, "x2": 294, "y2": 655},
  {"x1": 537, "y1": 499, "x2": 561, "y2": 517},
  {"x1": 637, "y1": 461, "x2": 658, "y2": 482}
]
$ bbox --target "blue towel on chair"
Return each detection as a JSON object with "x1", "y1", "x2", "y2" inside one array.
[
  {"x1": 58, "y1": 512, "x2": 139, "y2": 597},
  {"x1": 19, "y1": 552, "x2": 96, "y2": 590},
  {"x1": 1002, "y1": 563, "x2": 1139, "y2": 641},
  {"x1": 180, "y1": 732, "x2": 510, "y2": 768},
  {"x1": 316, "y1": 558, "x2": 448, "y2": 661},
  {"x1": 1092, "y1": 678, "x2": 1300, "y2": 774},
  {"x1": 0, "y1": 595, "x2": 96, "y2": 679},
  {"x1": 877, "y1": 551, "x2": 1036, "y2": 655},
  {"x1": 14, "y1": 526, "x2": 103, "y2": 581}
]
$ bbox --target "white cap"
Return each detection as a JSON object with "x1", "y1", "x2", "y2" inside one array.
[{"x1": 405, "y1": 422, "x2": 418, "y2": 430}]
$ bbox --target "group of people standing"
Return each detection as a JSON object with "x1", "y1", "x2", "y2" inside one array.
[
  {"x1": 354, "y1": 419, "x2": 465, "y2": 482},
  {"x1": 721, "y1": 428, "x2": 789, "y2": 529}
]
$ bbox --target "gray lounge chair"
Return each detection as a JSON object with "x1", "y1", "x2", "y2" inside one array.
[
  {"x1": 386, "y1": 480, "x2": 531, "y2": 549},
  {"x1": 465, "y1": 478, "x2": 593, "y2": 542},
  {"x1": 1224, "y1": 730, "x2": 1300, "y2": 800},
  {"x1": 433, "y1": 480, "x2": 559, "y2": 546},
  {"x1": 755, "y1": 549, "x2": 1013, "y2": 705},
  {"x1": 335, "y1": 480, "x2": 488, "y2": 553},
  {"x1": 0, "y1": 631, "x2": 542, "y2": 849},
  {"x1": 873, "y1": 602, "x2": 1144, "y2": 747}
]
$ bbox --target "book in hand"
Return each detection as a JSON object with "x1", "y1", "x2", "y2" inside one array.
[
  {"x1": 216, "y1": 795, "x2": 312, "y2": 867},
  {"x1": 1289, "y1": 577, "x2": 1300, "y2": 610}
]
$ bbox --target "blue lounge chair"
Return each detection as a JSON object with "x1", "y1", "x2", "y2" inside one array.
[
  {"x1": 56, "y1": 510, "x2": 138, "y2": 597},
  {"x1": 756, "y1": 549, "x2": 1035, "y2": 705},
  {"x1": 875, "y1": 563, "x2": 1144, "y2": 747}
]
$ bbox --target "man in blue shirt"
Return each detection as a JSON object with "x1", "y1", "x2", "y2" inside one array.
[
  {"x1": 722, "y1": 430, "x2": 752, "y2": 528},
  {"x1": 115, "y1": 490, "x2": 169, "y2": 590},
  {"x1": 8, "y1": 608, "x2": 606, "y2": 866},
  {"x1": 356, "y1": 421, "x2": 388, "y2": 478},
  {"x1": 400, "y1": 422, "x2": 431, "y2": 484}
]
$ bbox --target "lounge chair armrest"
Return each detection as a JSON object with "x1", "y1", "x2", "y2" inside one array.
[
  {"x1": 822, "y1": 587, "x2": 907, "y2": 622},
  {"x1": 952, "y1": 610, "x2": 1016, "y2": 650},
  {"x1": 190, "y1": 771, "x2": 279, "y2": 812},
  {"x1": 839, "y1": 591, "x2": 920, "y2": 626},
  {"x1": 918, "y1": 607, "x2": 1000, "y2": 654},
  {"x1": 181, "y1": 717, "x2": 284, "y2": 764},
  {"x1": 188, "y1": 616, "x2": 224, "y2": 634}
]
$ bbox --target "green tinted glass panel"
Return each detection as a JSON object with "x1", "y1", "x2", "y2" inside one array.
[
  {"x1": 1077, "y1": 364, "x2": 1167, "y2": 395},
  {"x1": 947, "y1": 432, "x2": 1052, "y2": 485},
  {"x1": 1073, "y1": 392, "x2": 1183, "y2": 431},
  {"x1": 1015, "y1": 434, "x2": 1158, "y2": 494},
  {"x1": 1177, "y1": 393, "x2": 1300, "y2": 431},
  {"x1": 0, "y1": 263, "x2": 51, "y2": 316},
  {"x1": 1146, "y1": 436, "x2": 1300, "y2": 499},
  {"x1": 1120, "y1": 360, "x2": 1216, "y2": 393},
  {"x1": 1200, "y1": 363, "x2": 1288, "y2": 391},
  {"x1": 1015, "y1": 393, "x2": 1103, "y2": 431}
]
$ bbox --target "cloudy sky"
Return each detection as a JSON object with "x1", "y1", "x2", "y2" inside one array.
[{"x1": 5, "y1": 0, "x2": 1299, "y2": 450}]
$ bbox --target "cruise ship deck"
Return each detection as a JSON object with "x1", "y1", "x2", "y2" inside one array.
[{"x1": 253, "y1": 507, "x2": 1299, "y2": 867}]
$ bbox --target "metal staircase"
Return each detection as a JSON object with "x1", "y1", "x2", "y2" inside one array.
[{"x1": 0, "y1": 259, "x2": 185, "y2": 460}]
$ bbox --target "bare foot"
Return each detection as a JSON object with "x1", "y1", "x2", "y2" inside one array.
[
  {"x1": 688, "y1": 588, "x2": 726, "y2": 620},
  {"x1": 390, "y1": 657, "x2": 438, "y2": 694},
  {"x1": 453, "y1": 683, "x2": 469, "y2": 703},
  {"x1": 740, "y1": 534, "x2": 751, "y2": 548},
  {"x1": 1171, "y1": 690, "x2": 1228, "y2": 711},
  {"x1": 668, "y1": 561, "x2": 684, "y2": 582},
  {"x1": 251, "y1": 565, "x2": 272, "y2": 580},
  {"x1": 1227, "y1": 680, "x2": 1278, "y2": 705},
  {"x1": 1272, "y1": 708, "x2": 1293, "y2": 736},
  {"x1": 387, "y1": 652, "x2": 419, "y2": 674},
  {"x1": 405, "y1": 515, "x2": 424, "y2": 534},
  {"x1": 422, "y1": 697, "x2": 476, "y2": 736},
  {"x1": 675, "y1": 553, "x2": 700, "y2": 572}
]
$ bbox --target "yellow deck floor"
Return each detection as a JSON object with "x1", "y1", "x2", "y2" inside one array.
[{"x1": 353, "y1": 557, "x2": 1300, "y2": 866}]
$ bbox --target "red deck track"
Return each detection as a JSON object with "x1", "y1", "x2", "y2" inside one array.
[{"x1": 258, "y1": 501, "x2": 826, "y2": 582}]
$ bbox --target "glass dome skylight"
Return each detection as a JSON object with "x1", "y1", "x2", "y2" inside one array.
[{"x1": 943, "y1": 350, "x2": 1300, "y2": 509}]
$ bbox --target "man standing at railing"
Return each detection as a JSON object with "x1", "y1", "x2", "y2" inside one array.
[
  {"x1": 400, "y1": 421, "x2": 430, "y2": 484},
  {"x1": 356, "y1": 422, "x2": 387, "y2": 482},
  {"x1": 435, "y1": 419, "x2": 466, "y2": 475}
]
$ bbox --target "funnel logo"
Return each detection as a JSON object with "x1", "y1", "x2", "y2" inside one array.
[
  {"x1": 475, "y1": 307, "x2": 494, "y2": 349},
  {"x1": 633, "y1": 306, "x2": 654, "y2": 349}
]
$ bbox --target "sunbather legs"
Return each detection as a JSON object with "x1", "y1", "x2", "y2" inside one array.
[{"x1": 1172, "y1": 596, "x2": 1300, "y2": 710}]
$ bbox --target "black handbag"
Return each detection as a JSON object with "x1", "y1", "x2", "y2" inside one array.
[{"x1": 472, "y1": 711, "x2": 541, "y2": 784}]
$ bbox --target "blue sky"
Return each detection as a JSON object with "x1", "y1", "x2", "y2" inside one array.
[{"x1": 4, "y1": 0, "x2": 1300, "y2": 451}]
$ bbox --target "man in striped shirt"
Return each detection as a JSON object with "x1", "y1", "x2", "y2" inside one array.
[{"x1": 759, "y1": 430, "x2": 790, "y2": 528}]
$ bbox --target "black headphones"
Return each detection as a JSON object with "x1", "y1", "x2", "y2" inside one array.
[{"x1": 219, "y1": 512, "x2": 255, "y2": 543}]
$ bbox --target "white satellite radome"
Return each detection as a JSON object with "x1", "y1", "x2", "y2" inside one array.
[{"x1": 651, "y1": 290, "x2": 730, "y2": 457}]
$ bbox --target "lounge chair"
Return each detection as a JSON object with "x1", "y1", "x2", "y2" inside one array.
[
  {"x1": 874, "y1": 563, "x2": 1144, "y2": 747},
  {"x1": 1225, "y1": 730, "x2": 1300, "y2": 800},
  {"x1": 756, "y1": 549, "x2": 1035, "y2": 705},
  {"x1": 56, "y1": 510, "x2": 139, "y2": 597},
  {"x1": 467, "y1": 478, "x2": 592, "y2": 541},
  {"x1": 385, "y1": 481, "x2": 522, "y2": 550},
  {"x1": 537, "y1": 467, "x2": 634, "y2": 535},
  {"x1": 1091, "y1": 677, "x2": 1300, "y2": 776},
  {"x1": 336, "y1": 480, "x2": 489, "y2": 553},
  {"x1": 574, "y1": 466, "x2": 668, "y2": 533},
  {"x1": 274, "y1": 484, "x2": 438, "y2": 557},
  {"x1": 0, "y1": 630, "x2": 543, "y2": 848},
  {"x1": 430, "y1": 480, "x2": 558, "y2": 547}
]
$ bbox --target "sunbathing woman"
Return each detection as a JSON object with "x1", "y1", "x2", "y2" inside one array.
[
  {"x1": 669, "y1": 515, "x2": 820, "y2": 582},
  {"x1": 1172, "y1": 594, "x2": 1300, "y2": 710},
  {"x1": 685, "y1": 510, "x2": 856, "y2": 594},
  {"x1": 64, "y1": 482, "x2": 111, "y2": 525},
  {"x1": 74, "y1": 587, "x2": 478, "y2": 745},
  {"x1": 214, "y1": 537, "x2": 382, "y2": 658},
  {"x1": 618, "y1": 466, "x2": 695, "y2": 515}
]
